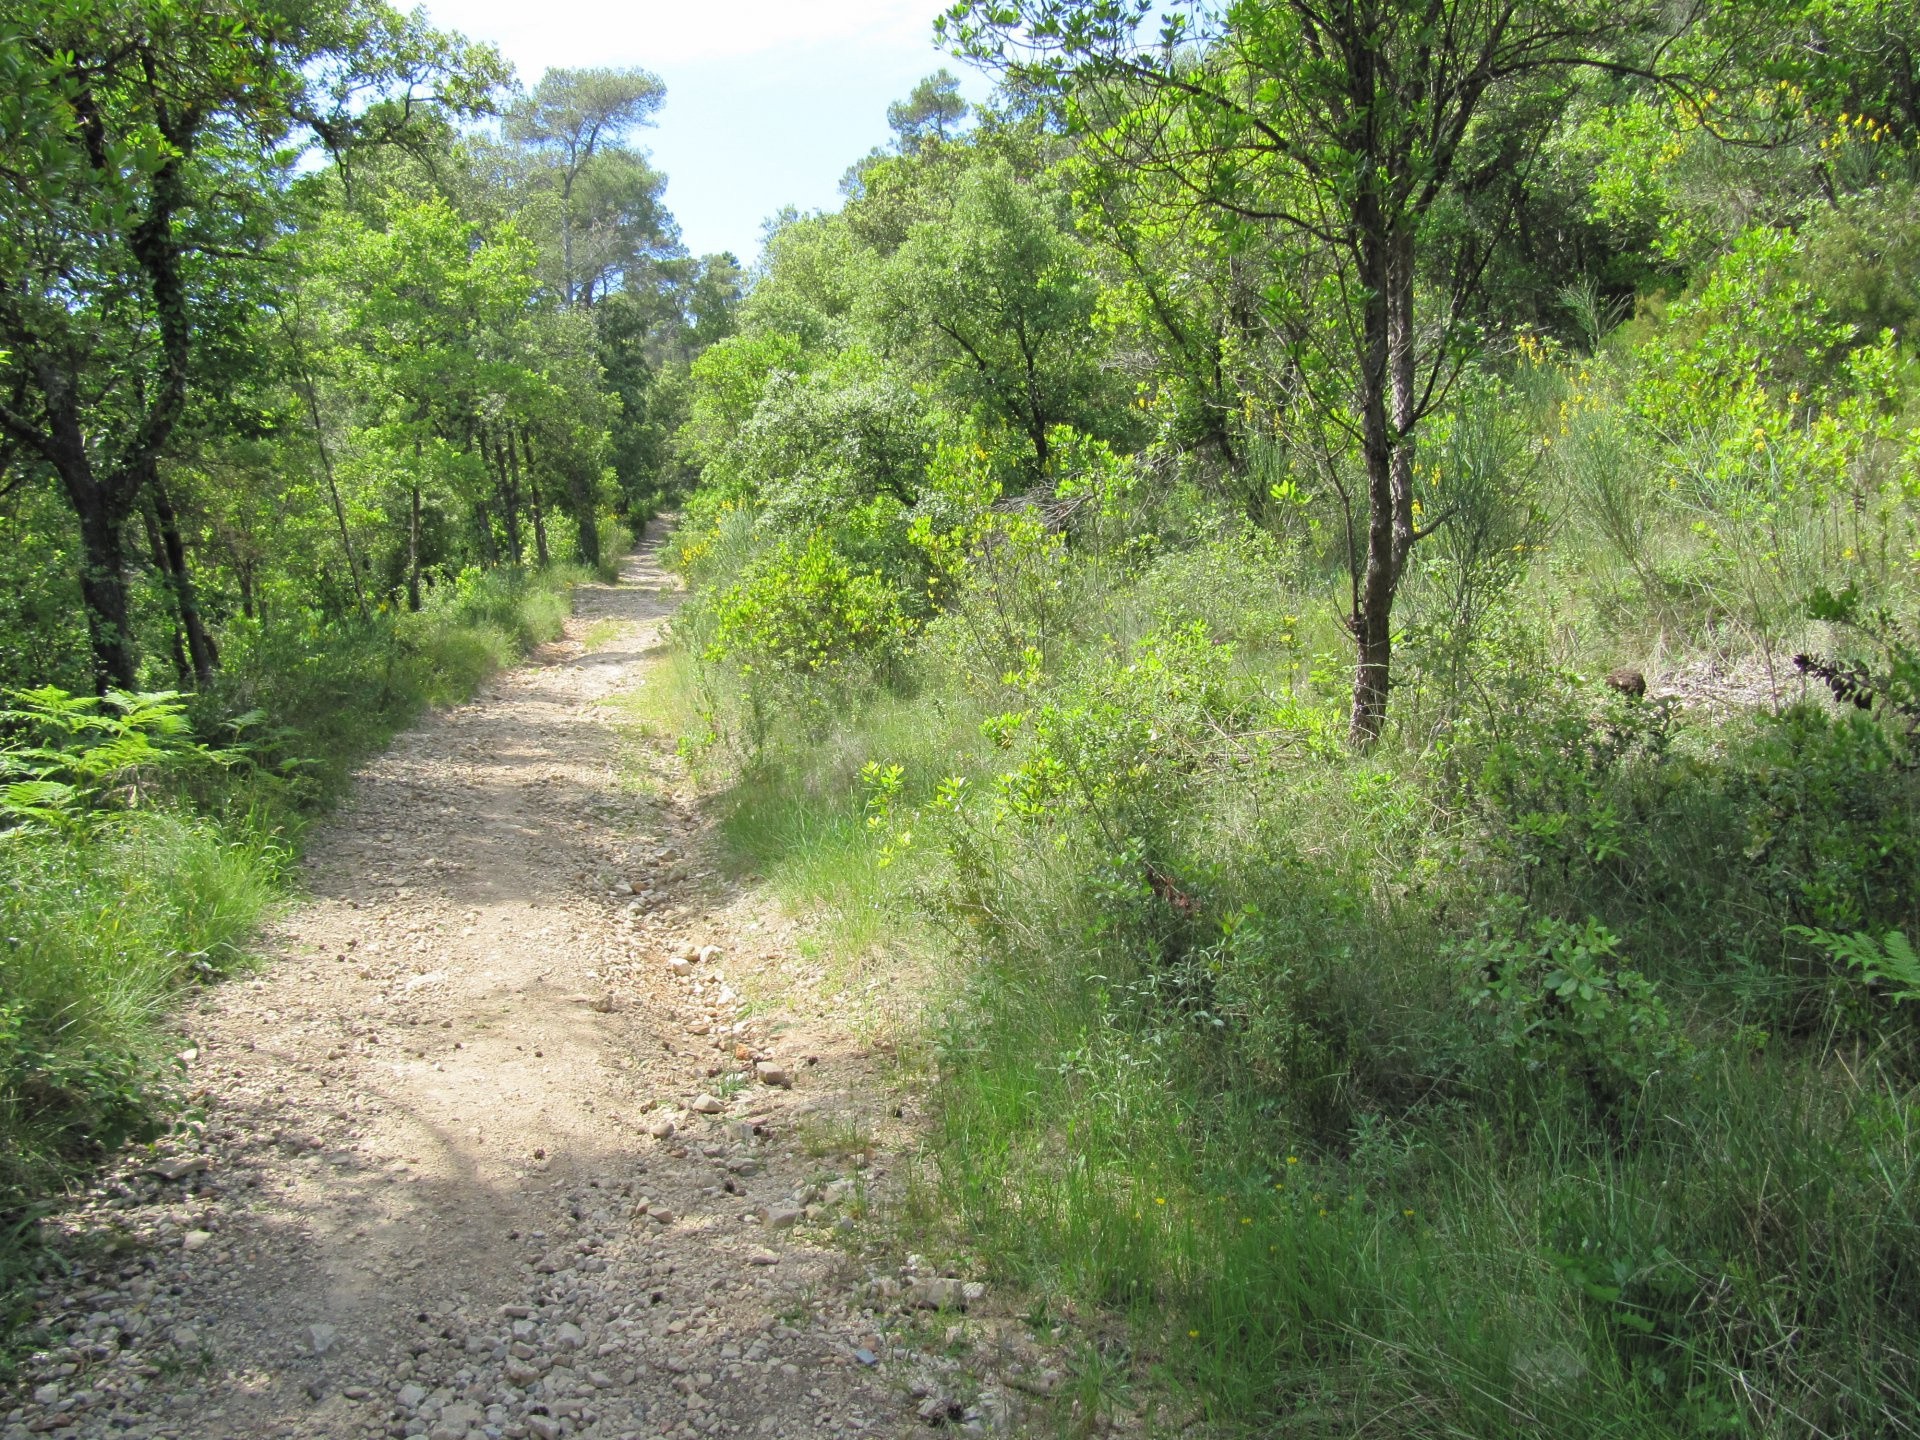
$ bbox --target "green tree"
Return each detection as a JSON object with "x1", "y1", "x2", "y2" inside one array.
[
  {"x1": 888, "y1": 69, "x2": 971, "y2": 150},
  {"x1": 870, "y1": 161, "x2": 1118, "y2": 479},
  {"x1": 945, "y1": 0, "x2": 1704, "y2": 742},
  {"x1": 506, "y1": 67, "x2": 668, "y2": 309},
  {"x1": 0, "y1": 0, "x2": 497, "y2": 689},
  {"x1": 313, "y1": 195, "x2": 545, "y2": 598}
]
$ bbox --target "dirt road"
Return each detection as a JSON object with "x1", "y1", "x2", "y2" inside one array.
[{"x1": 3, "y1": 530, "x2": 983, "y2": 1440}]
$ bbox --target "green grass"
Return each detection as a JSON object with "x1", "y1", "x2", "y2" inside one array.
[
  {"x1": 581, "y1": 618, "x2": 624, "y2": 650},
  {"x1": 621, "y1": 649, "x2": 986, "y2": 972},
  {"x1": 0, "y1": 810, "x2": 283, "y2": 1341}
]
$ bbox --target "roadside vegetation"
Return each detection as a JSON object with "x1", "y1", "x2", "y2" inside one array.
[
  {"x1": 657, "y1": 9, "x2": 1920, "y2": 1435},
  {"x1": 0, "y1": 2, "x2": 737, "y2": 1343}
]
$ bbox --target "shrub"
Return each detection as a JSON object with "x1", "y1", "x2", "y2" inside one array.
[
  {"x1": 1460, "y1": 910, "x2": 1684, "y2": 1113},
  {"x1": 706, "y1": 531, "x2": 916, "y2": 748}
]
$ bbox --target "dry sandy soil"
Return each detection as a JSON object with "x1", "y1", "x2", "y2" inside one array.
[{"x1": 3, "y1": 529, "x2": 1036, "y2": 1440}]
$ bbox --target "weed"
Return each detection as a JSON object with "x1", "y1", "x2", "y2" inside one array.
[{"x1": 581, "y1": 618, "x2": 624, "y2": 651}]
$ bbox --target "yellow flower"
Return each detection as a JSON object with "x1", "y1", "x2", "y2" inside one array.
[
  {"x1": 1240, "y1": 1217, "x2": 1252, "y2": 1225},
  {"x1": 1188, "y1": 1329, "x2": 1199, "y2": 1338},
  {"x1": 1155, "y1": 1196, "x2": 1166, "y2": 1205},
  {"x1": 1286, "y1": 1156, "x2": 1299, "y2": 1165}
]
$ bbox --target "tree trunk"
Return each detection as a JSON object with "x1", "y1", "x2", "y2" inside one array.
[
  {"x1": 530, "y1": 483, "x2": 551, "y2": 568},
  {"x1": 150, "y1": 477, "x2": 217, "y2": 684},
  {"x1": 141, "y1": 505, "x2": 191, "y2": 686},
  {"x1": 1348, "y1": 222, "x2": 1418, "y2": 747},
  {"x1": 482, "y1": 424, "x2": 522, "y2": 565},
  {"x1": 0, "y1": 87, "x2": 199, "y2": 693},
  {"x1": 527, "y1": 428, "x2": 599, "y2": 569},
  {"x1": 284, "y1": 321, "x2": 370, "y2": 621},
  {"x1": 509, "y1": 425, "x2": 549, "y2": 567},
  {"x1": 408, "y1": 438, "x2": 423, "y2": 612},
  {"x1": 474, "y1": 500, "x2": 499, "y2": 566},
  {"x1": 408, "y1": 481, "x2": 423, "y2": 612},
  {"x1": 66, "y1": 466, "x2": 139, "y2": 693}
]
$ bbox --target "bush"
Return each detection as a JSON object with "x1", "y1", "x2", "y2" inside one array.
[
  {"x1": 1460, "y1": 910, "x2": 1684, "y2": 1113},
  {"x1": 705, "y1": 531, "x2": 916, "y2": 749}
]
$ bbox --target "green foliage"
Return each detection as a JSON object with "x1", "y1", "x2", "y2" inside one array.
[
  {"x1": 1462, "y1": 912, "x2": 1684, "y2": 1109},
  {"x1": 704, "y1": 533, "x2": 916, "y2": 749},
  {"x1": 0, "y1": 809, "x2": 280, "y2": 1236},
  {"x1": 0, "y1": 689, "x2": 223, "y2": 830},
  {"x1": 1790, "y1": 926, "x2": 1920, "y2": 1003},
  {"x1": 868, "y1": 161, "x2": 1124, "y2": 477},
  {"x1": 645, "y1": 16, "x2": 1920, "y2": 1426}
]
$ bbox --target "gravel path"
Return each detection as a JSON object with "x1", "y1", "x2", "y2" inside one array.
[{"x1": 3, "y1": 529, "x2": 1024, "y2": 1440}]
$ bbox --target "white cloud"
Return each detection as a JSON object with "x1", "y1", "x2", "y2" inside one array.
[{"x1": 423, "y1": 0, "x2": 953, "y2": 76}]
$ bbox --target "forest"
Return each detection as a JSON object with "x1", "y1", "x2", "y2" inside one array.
[{"x1": 7, "y1": 0, "x2": 1920, "y2": 1435}]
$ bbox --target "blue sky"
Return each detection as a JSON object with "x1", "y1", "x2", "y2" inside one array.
[{"x1": 416, "y1": 0, "x2": 991, "y2": 262}]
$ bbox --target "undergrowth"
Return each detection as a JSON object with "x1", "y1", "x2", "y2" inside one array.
[{"x1": 656, "y1": 490, "x2": 1920, "y2": 1434}]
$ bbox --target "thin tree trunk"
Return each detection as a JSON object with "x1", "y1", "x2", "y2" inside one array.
[
  {"x1": 150, "y1": 477, "x2": 217, "y2": 683},
  {"x1": 408, "y1": 437, "x2": 423, "y2": 612},
  {"x1": 1349, "y1": 216, "x2": 1394, "y2": 745},
  {"x1": 475, "y1": 501, "x2": 499, "y2": 566},
  {"x1": 527, "y1": 427, "x2": 599, "y2": 569},
  {"x1": 1348, "y1": 226, "x2": 1422, "y2": 747},
  {"x1": 141, "y1": 505, "x2": 191, "y2": 686},
  {"x1": 481, "y1": 424, "x2": 522, "y2": 565},
  {"x1": 286, "y1": 338, "x2": 370, "y2": 622},
  {"x1": 511, "y1": 425, "x2": 550, "y2": 567}
]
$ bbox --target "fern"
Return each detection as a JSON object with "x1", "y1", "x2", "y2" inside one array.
[
  {"x1": 1788, "y1": 925, "x2": 1920, "y2": 1003},
  {"x1": 0, "y1": 687, "x2": 224, "y2": 830},
  {"x1": 0, "y1": 779, "x2": 79, "y2": 827}
]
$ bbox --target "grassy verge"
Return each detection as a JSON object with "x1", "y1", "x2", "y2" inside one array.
[
  {"x1": 649, "y1": 521, "x2": 1920, "y2": 1438},
  {"x1": 0, "y1": 561, "x2": 590, "y2": 1346}
]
